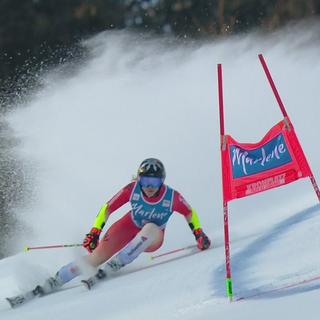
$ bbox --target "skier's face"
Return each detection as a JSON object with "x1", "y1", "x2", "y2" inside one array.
[{"x1": 142, "y1": 186, "x2": 160, "y2": 198}]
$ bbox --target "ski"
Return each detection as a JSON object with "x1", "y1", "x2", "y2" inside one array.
[
  {"x1": 81, "y1": 269, "x2": 107, "y2": 290},
  {"x1": 5, "y1": 276, "x2": 66, "y2": 308},
  {"x1": 6, "y1": 285, "x2": 42, "y2": 308}
]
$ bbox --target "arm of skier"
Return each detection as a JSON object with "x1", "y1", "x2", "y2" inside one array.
[
  {"x1": 173, "y1": 191, "x2": 211, "y2": 250},
  {"x1": 83, "y1": 182, "x2": 135, "y2": 252}
]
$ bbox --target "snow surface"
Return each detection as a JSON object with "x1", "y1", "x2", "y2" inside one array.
[{"x1": 1, "y1": 21, "x2": 320, "y2": 319}]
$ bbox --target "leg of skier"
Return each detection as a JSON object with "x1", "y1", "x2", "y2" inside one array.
[
  {"x1": 86, "y1": 212, "x2": 142, "y2": 267},
  {"x1": 82, "y1": 223, "x2": 164, "y2": 288},
  {"x1": 37, "y1": 213, "x2": 137, "y2": 295},
  {"x1": 105, "y1": 222, "x2": 164, "y2": 271},
  {"x1": 39, "y1": 216, "x2": 163, "y2": 294},
  {"x1": 7, "y1": 221, "x2": 164, "y2": 306}
]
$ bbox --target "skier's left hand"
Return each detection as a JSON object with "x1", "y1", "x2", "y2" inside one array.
[{"x1": 193, "y1": 228, "x2": 211, "y2": 250}]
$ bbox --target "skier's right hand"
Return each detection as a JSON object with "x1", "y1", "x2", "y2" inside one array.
[{"x1": 83, "y1": 227, "x2": 101, "y2": 253}]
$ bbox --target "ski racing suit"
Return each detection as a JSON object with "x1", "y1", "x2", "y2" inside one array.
[
  {"x1": 91, "y1": 180, "x2": 202, "y2": 260},
  {"x1": 55, "y1": 180, "x2": 206, "y2": 286}
]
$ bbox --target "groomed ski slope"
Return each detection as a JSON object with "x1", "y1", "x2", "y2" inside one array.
[{"x1": 1, "y1": 21, "x2": 320, "y2": 320}]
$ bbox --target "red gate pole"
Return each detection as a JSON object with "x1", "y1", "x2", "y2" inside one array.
[
  {"x1": 259, "y1": 54, "x2": 320, "y2": 202},
  {"x1": 258, "y1": 54, "x2": 288, "y2": 118},
  {"x1": 217, "y1": 63, "x2": 233, "y2": 301},
  {"x1": 309, "y1": 174, "x2": 320, "y2": 202}
]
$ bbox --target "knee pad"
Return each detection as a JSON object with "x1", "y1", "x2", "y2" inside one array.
[{"x1": 139, "y1": 223, "x2": 162, "y2": 240}]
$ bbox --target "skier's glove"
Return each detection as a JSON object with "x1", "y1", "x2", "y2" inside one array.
[
  {"x1": 193, "y1": 228, "x2": 211, "y2": 250},
  {"x1": 83, "y1": 227, "x2": 101, "y2": 253}
]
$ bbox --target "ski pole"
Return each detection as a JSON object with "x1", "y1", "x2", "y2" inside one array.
[
  {"x1": 150, "y1": 244, "x2": 197, "y2": 261},
  {"x1": 24, "y1": 243, "x2": 83, "y2": 252}
]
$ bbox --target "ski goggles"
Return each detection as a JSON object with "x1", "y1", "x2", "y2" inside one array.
[{"x1": 139, "y1": 176, "x2": 163, "y2": 188}]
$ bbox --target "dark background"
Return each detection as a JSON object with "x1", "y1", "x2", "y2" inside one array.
[{"x1": 1, "y1": 0, "x2": 319, "y2": 108}]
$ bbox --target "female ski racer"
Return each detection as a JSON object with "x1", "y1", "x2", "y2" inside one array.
[{"x1": 39, "y1": 158, "x2": 211, "y2": 293}]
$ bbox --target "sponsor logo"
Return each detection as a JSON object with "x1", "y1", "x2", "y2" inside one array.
[
  {"x1": 230, "y1": 133, "x2": 292, "y2": 178},
  {"x1": 127, "y1": 236, "x2": 148, "y2": 256},
  {"x1": 132, "y1": 203, "x2": 169, "y2": 221},
  {"x1": 70, "y1": 267, "x2": 78, "y2": 274},
  {"x1": 132, "y1": 193, "x2": 140, "y2": 201},
  {"x1": 245, "y1": 173, "x2": 286, "y2": 195},
  {"x1": 103, "y1": 232, "x2": 110, "y2": 241},
  {"x1": 162, "y1": 200, "x2": 171, "y2": 207}
]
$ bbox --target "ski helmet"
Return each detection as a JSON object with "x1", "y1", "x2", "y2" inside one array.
[{"x1": 137, "y1": 158, "x2": 166, "y2": 180}]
